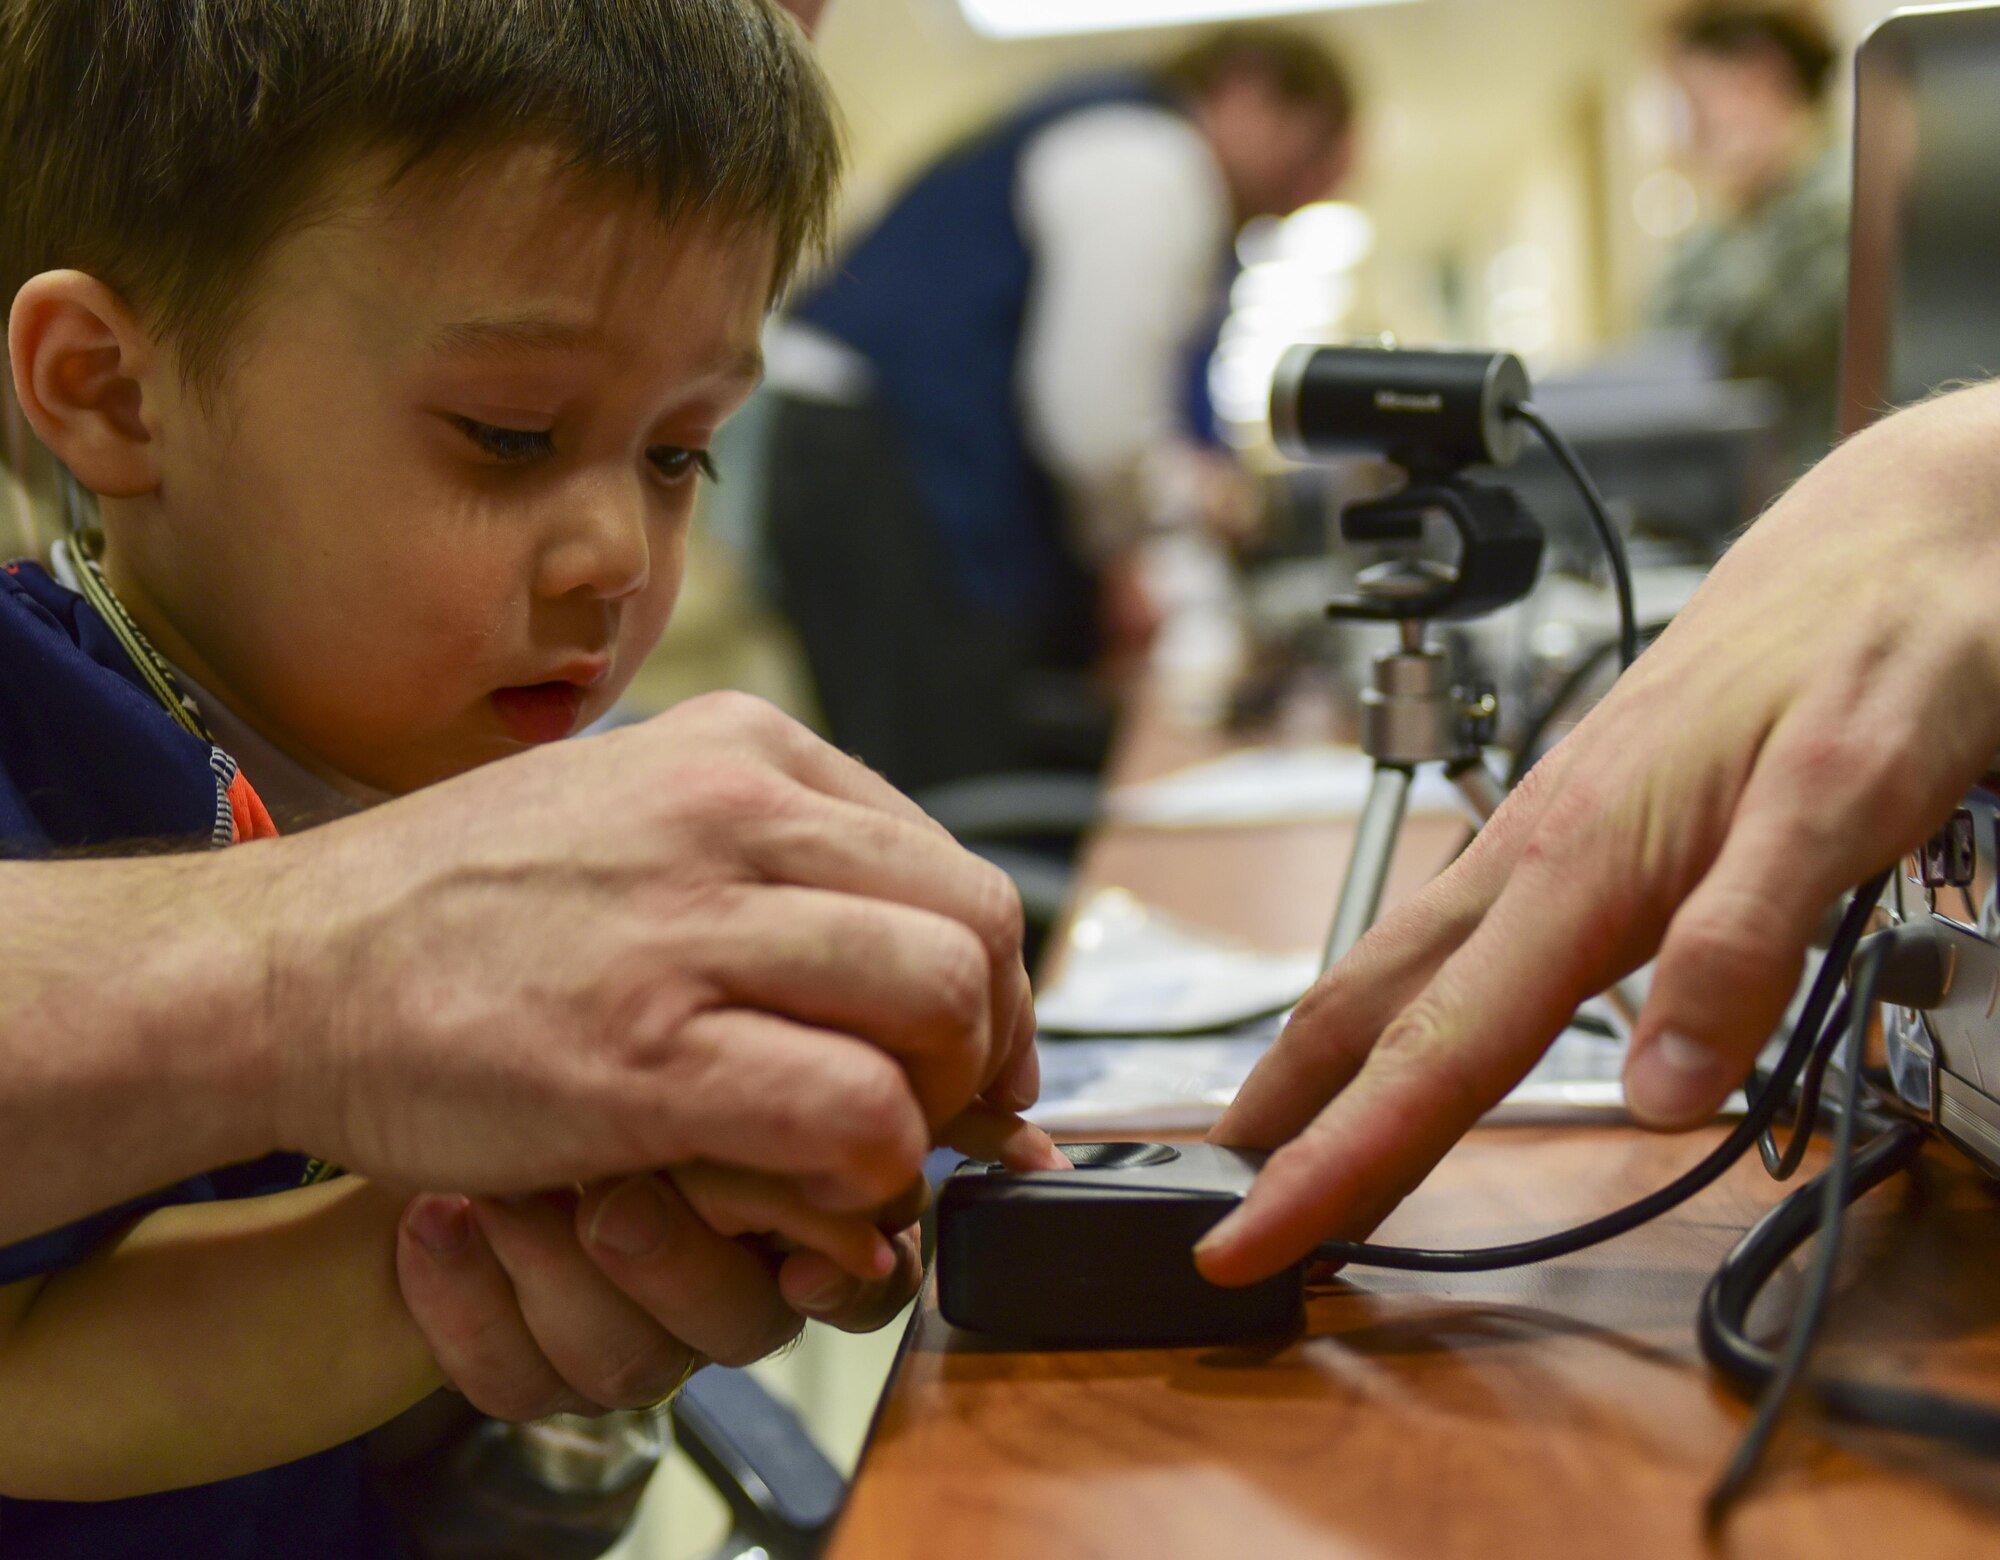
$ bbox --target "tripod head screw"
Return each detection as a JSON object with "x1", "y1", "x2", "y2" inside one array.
[{"x1": 1462, "y1": 682, "x2": 1499, "y2": 748}]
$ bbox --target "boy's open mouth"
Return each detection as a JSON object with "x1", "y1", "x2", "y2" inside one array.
[{"x1": 491, "y1": 682, "x2": 588, "y2": 744}]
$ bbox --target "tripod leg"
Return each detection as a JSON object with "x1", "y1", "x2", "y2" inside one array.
[
  {"x1": 1324, "y1": 764, "x2": 1413, "y2": 972},
  {"x1": 1447, "y1": 756, "x2": 1505, "y2": 825}
]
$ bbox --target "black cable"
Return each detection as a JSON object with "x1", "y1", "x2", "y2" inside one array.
[
  {"x1": 1699, "y1": 1010, "x2": 2000, "y2": 1496},
  {"x1": 1692, "y1": 1117, "x2": 2000, "y2": 1467},
  {"x1": 1704, "y1": 940, "x2": 1885, "y2": 1525},
  {"x1": 1813, "y1": 1374, "x2": 2000, "y2": 1458},
  {"x1": 1698, "y1": 1121, "x2": 1923, "y2": 1408},
  {"x1": 1755, "y1": 990, "x2": 1852, "y2": 1182},
  {"x1": 1509, "y1": 402, "x2": 1639, "y2": 670},
  {"x1": 1310, "y1": 872, "x2": 1888, "y2": 1274}
]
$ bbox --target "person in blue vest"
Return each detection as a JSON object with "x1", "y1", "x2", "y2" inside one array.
[{"x1": 765, "y1": 26, "x2": 1356, "y2": 794}]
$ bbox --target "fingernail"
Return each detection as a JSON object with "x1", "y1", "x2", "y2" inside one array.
[
  {"x1": 798, "y1": 1273, "x2": 860, "y2": 1316},
  {"x1": 869, "y1": 1239, "x2": 897, "y2": 1279},
  {"x1": 587, "y1": 1176, "x2": 671, "y2": 1258},
  {"x1": 409, "y1": 1196, "x2": 471, "y2": 1257},
  {"x1": 1628, "y1": 1030, "x2": 1731, "y2": 1123}
]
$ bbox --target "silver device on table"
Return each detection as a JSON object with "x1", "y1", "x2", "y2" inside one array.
[{"x1": 1844, "y1": 2, "x2": 2000, "y2": 1177}]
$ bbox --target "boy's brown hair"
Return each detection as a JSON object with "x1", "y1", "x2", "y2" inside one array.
[{"x1": 0, "y1": 0, "x2": 841, "y2": 384}]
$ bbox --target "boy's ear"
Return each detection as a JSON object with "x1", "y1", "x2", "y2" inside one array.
[
  {"x1": 775, "y1": 0, "x2": 827, "y2": 34},
  {"x1": 8, "y1": 270, "x2": 163, "y2": 500}
]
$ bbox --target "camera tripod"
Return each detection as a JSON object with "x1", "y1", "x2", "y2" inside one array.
[
  {"x1": 1323, "y1": 590, "x2": 1507, "y2": 970},
  {"x1": 1319, "y1": 473, "x2": 1536, "y2": 973},
  {"x1": 1318, "y1": 475, "x2": 1644, "y2": 1032}
]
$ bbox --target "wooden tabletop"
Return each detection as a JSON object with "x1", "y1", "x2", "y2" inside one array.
[{"x1": 827, "y1": 695, "x2": 2000, "y2": 1560}]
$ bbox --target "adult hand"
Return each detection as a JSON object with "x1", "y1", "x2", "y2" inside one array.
[
  {"x1": 394, "y1": 1104, "x2": 1064, "y2": 1413},
  {"x1": 249, "y1": 691, "x2": 1043, "y2": 1213},
  {"x1": 396, "y1": 1172, "x2": 927, "y2": 1419},
  {"x1": 1197, "y1": 380, "x2": 2000, "y2": 1285}
]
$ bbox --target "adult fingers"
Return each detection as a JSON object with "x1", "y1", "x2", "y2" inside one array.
[
  {"x1": 688, "y1": 887, "x2": 997, "y2": 1127},
  {"x1": 1626, "y1": 678, "x2": 1975, "y2": 1125},
  {"x1": 778, "y1": 1224, "x2": 925, "y2": 1334},
  {"x1": 396, "y1": 1194, "x2": 597, "y2": 1420},
  {"x1": 577, "y1": 1174, "x2": 804, "y2": 1368},
  {"x1": 986, "y1": 969, "x2": 1041, "y2": 1114},
  {"x1": 938, "y1": 1101, "x2": 1069, "y2": 1170},
  {"x1": 1212, "y1": 750, "x2": 1563, "y2": 1151},
  {"x1": 868, "y1": 1175, "x2": 933, "y2": 1235},
  {"x1": 735, "y1": 788, "x2": 1033, "y2": 1107},
  {"x1": 642, "y1": 1010, "x2": 930, "y2": 1211},
  {"x1": 1197, "y1": 798, "x2": 1659, "y2": 1288},
  {"x1": 471, "y1": 1191, "x2": 703, "y2": 1409},
  {"x1": 666, "y1": 1163, "x2": 897, "y2": 1283},
  {"x1": 631, "y1": 696, "x2": 1038, "y2": 1109}
]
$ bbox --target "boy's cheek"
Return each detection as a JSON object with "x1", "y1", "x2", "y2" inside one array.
[{"x1": 626, "y1": 553, "x2": 688, "y2": 658}]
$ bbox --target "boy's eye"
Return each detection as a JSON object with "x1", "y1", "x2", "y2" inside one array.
[
  {"x1": 650, "y1": 445, "x2": 720, "y2": 485},
  {"x1": 452, "y1": 416, "x2": 554, "y2": 464}
]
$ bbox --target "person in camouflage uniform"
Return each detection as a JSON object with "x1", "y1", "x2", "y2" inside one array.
[{"x1": 1652, "y1": 4, "x2": 1848, "y2": 471}]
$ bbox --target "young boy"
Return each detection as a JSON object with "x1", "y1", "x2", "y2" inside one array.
[{"x1": 0, "y1": 2, "x2": 896, "y2": 1554}]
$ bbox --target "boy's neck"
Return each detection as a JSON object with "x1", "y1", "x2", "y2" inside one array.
[
  {"x1": 165, "y1": 657, "x2": 387, "y2": 830},
  {"x1": 73, "y1": 534, "x2": 387, "y2": 826}
]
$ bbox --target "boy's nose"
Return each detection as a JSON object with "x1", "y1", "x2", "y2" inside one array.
[{"x1": 540, "y1": 484, "x2": 651, "y2": 602}]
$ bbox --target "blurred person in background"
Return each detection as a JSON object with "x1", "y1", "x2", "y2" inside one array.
[
  {"x1": 1651, "y1": 2, "x2": 1848, "y2": 470},
  {"x1": 762, "y1": 26, "x2": 1355, "y2": 795}
]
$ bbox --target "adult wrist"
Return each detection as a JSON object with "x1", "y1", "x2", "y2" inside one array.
[
  {"x1": 156, "y1": 843, "x2": 298, "y2": 1168},
  {"x1": 217, "y1": 824, "x2": 363, "y2": 1166}
]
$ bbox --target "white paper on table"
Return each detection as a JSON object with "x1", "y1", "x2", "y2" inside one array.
[
  {"x1": 1031, "y1": 1024, "x2": 1284, "y2": 1134},
  {"x1": 1030, "y1": 887, "x2": 1639, "y2": 1131},
  {"x1": 1029, "y1": 1022, "x2": 1637, "y2": 1135},
  {"x1": 1105, "y1": 743, "x2": 1471, "y2": 830},
  {"x1": 1034, "y1": 888, "x2": 1318, "y2": 1036}
]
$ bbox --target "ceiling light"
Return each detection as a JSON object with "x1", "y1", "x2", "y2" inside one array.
[{"x1": 959, "y1": 0, "x2": 1418, "y2": 42}]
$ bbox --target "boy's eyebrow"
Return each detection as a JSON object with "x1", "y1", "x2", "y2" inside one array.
[
  {"x1": 425, "y1": 315, "x2": 767, "y2": 387},
  {"x1": 427, "y1": 315, "x2": 606, "y2": 358}
]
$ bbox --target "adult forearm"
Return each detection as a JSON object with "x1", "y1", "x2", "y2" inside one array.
[{"x1": 0, "y1": 851, "x2": 278, "y2": 1244}]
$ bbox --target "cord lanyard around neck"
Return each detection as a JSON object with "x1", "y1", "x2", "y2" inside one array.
[{"x1": 54, "y1": 529, "x2": 215, "y2": 745}]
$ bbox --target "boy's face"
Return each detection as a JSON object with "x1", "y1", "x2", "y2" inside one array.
[{"x1": 106, "y1": 145, "x2": 771, "y2": 795}]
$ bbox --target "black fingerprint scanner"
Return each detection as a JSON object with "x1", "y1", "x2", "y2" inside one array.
[{"x1": 934, "y1": 1141, "x2": 1305, "y2": 1347}]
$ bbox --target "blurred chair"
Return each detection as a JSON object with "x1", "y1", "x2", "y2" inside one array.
[
  {"x1": 913, "y1": 771, "x2": 1102, "y2": 941},
  {"x1": 669, "y1": 1369, "x2": 846, "y2": 1560}
]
